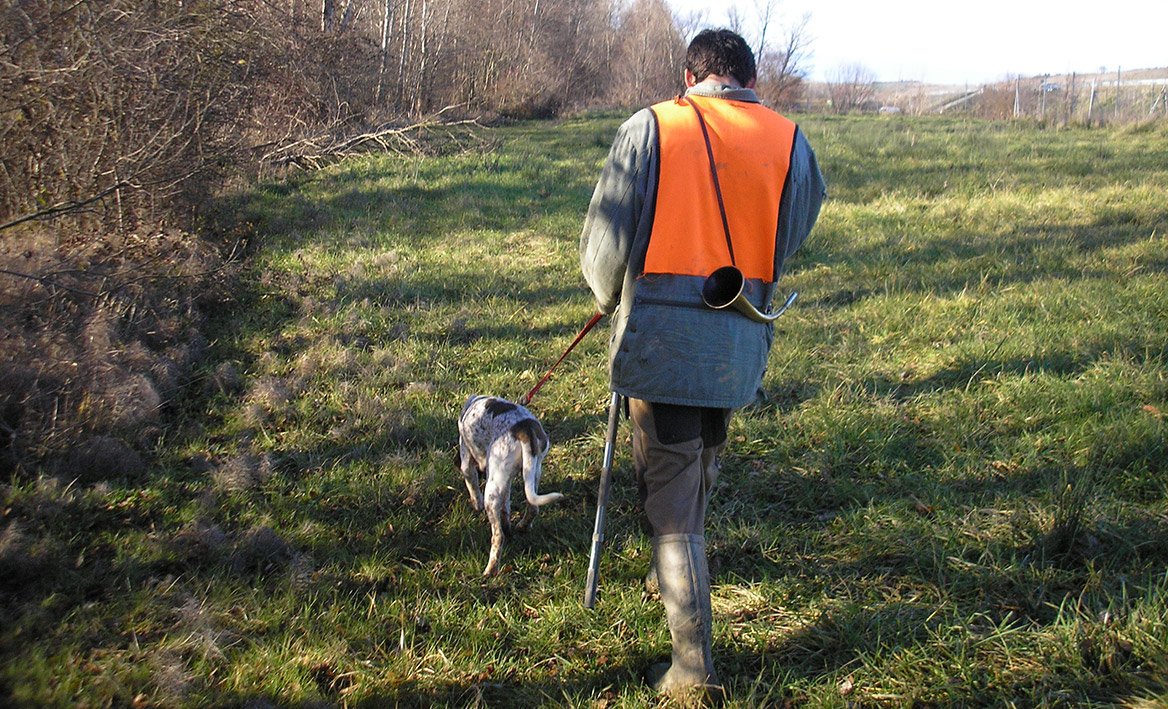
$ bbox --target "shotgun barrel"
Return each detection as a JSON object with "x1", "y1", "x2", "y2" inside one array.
[{"x1": 583, "y1": 391, "x2": 622, "y2": 609}]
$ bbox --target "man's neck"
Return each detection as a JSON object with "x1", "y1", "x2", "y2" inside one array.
[{"x1": 696, "y1": 73, "x2": 742, "y2": 88}]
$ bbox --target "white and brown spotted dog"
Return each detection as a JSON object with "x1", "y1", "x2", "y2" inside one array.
[{"x1": 457, "y1": 395, "x2": 564, "y2": 576}]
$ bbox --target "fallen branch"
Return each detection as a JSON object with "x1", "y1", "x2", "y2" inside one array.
[{"x1": 258, "y1": 109, "x2": 490, "y2": 168}]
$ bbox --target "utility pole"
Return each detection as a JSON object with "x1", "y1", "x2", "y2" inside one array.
[
  {"x1": 1088, "y1": 78, "x2": 1097, "y2": 125},
  {"x1": 1040, "y1": 73, "x2": 1049, "y2": 119},
  {"x1": 1116, "y1": 66, "x2": 1122, "y2": 120}
]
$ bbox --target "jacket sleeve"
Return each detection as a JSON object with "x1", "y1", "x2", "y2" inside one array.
[
  {"x1": 774, "y1": 128, "x2": 827, "y2": 277},
  {"x1": 579, "y1": 110, "x2": 656, "y2": 314}
]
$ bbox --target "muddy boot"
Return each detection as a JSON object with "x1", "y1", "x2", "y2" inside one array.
[{"x1": 645, "y1": 533, "x2": 722, "y2": 704}]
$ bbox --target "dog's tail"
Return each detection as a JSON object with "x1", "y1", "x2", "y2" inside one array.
[{"x1": 514, "y1": 420, "x2": 564, "y2": 507}]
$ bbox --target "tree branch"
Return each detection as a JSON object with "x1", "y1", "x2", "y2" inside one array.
[
  {"x1": 0, "y1": 268, "x2": 101, "y2": 298},
  {"x1": 0, "y1": 181, "x2": 131, "y2": 233}
]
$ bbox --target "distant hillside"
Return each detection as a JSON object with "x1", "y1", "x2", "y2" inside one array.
[{"x1": 818, "y1": 66, "x2": 1168, "y2": 120}]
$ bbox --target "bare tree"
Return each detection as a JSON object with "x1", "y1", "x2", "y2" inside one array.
[
  {"x1": 751, "y1": 0, "x2": 780, "y2": 58},
  {"x1": 755, "y1": 11, "x2": 812, "y2": 109},
  {"x1": 609, "y1": 0, "x2": 685, "y2": 107},
  {"x1": 827, "y1": 62, "x2": 877, "y2": 113}
]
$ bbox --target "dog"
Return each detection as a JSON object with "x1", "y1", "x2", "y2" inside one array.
[{"x1": 457, "y1": 395, "x2": 564, "y2": 576}]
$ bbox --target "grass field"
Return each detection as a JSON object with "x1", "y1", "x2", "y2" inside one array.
[{"x1": 3, "y1": 113, "x2": 1167, "y2": 707}]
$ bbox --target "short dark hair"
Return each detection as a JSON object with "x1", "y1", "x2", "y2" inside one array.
[{"x1": 685, "y1": 29, "x2": 756, "y2": 87}]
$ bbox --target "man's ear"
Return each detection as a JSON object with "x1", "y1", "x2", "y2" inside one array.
[
  {"x1": 684, "y1": 69, "x2": 697, "y2": 88},
  {"x1": 746, "y1": 76, "x2": 758, "y2": 90}
]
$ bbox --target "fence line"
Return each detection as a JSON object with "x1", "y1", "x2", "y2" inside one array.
[
  {"x1": 987, "y1": 69, "x2": 1167, "y2": 123},
  {"x1": 823, "y1": 69, "x2": 1168, "y2": 123}
]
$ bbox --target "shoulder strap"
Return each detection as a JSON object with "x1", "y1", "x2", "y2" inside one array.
[{"x1": 684, "y1": 96, "x2": 736, "y2": 267}]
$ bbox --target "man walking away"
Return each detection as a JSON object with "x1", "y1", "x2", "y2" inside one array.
[{"x1": 579, "y1": 28, "x2": 826, "y2": 702}]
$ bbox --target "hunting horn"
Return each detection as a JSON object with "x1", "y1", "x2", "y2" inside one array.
[{"x1": 701, "y1": 266, "x2": 798, "y2": 323}]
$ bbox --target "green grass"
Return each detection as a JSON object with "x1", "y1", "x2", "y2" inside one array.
[{"x1": 3, "y1": 113, "x2": 1168, "y2": 707}]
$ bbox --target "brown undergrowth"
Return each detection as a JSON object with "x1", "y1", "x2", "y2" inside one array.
[{"x1": 0, "y1": 227, "x2": 237, "y2": 480}]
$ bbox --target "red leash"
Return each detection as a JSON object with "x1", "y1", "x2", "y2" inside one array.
[{"x1": 519, "y1": 312, "x2": 604, "y2": 406}]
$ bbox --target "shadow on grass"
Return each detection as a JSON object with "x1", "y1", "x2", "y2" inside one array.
[
  {"x1": 221, "y1": 661, "x2": 646, "y2": 708},
  {"x1": 716, "y1": 600, "x2": 1166, "y2": 705},
  {"x1": 798, "y1": 215, "x2": 1168, "y2": 311}
]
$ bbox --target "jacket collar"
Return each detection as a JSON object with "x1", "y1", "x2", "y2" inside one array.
[{"x1": 684, "y1": 83, "x2": 760, "y2": 103}]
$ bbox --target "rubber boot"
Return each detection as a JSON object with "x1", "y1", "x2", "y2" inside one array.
[{"x1": 646, "y1": 533, "x2": 722, "y2": 703}]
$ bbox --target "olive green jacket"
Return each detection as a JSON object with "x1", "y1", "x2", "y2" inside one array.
[{"x1": 580, "y1": 84, "x2": 826, "y2": 407}]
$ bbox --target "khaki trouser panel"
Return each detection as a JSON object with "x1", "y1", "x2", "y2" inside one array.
[{"x1": 630, "y1": 399, "x2": 729, "y2": 536}]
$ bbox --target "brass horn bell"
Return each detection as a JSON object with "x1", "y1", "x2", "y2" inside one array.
[{"x1": 701, "y1": 265, "x2": 797, "y2": 323}]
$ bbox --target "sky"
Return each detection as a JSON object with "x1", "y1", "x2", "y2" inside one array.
[{"x1": 666, "y1": 0, "x2": 1168, "y2": 85}]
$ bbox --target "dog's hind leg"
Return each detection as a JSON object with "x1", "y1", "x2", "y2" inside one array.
[
  {"x1": 516, "y1": 502, "x2": 538, "y2": 533},
  {"x1": 458, "y1": 437, "x2": 485, "y2": 513},
  {"x1": 482, "y1": 473, "x2": 511, "y2": 576},
  {"x1": 481, "y1": 441, "x2": 518, "y2": 576}
]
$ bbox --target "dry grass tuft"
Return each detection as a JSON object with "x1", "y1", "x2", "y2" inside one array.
[
  {"x1": 232, "y1": 524, "x2": 293, "y2": 572},
  {"x1": 0, "y1": 520, "x2": 56, "y2": 596},
  {"x1": 150, "y1": 649, "x2": 197, "y2": 704},
  {"x1": 404, "y1": 381, "x2": 437, "y2": 397},
  {"x1": 211, "y1": 453, "x2": 274, "y2": 493},
  {"x1": 175, "y1": 595, "x2": 233, "y2": 665},
  {"x1": 170, "y1": 522, "x2": 230, "y2": 564},
  {"x1": 247, "y1": 377, "x2": 294, "y2": 410},
  {"x1": 242, "y1": 377, "x2": 296, "y2": 426},
  {"x1": 100, "y1": 373, "x2": 164, "y2": 430},
  {"x1": 62, "y1": 435, "x2": 146, "y2": 483},
  {"x1": 290, "y1": 552, "x2": 317, "y2": 590},
  {"x1": 206, "y1": 362, "x2": 243, "y2": 396}
]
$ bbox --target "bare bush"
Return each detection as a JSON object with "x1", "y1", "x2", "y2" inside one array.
[
  {"x1": 2, "y1": 1, "x2": 251, "y2": 234},
  {"x1": 827, "y1": 62, "x2": 878, "y2": 113}
]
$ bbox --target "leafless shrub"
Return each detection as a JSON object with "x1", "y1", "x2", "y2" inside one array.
[
  {"x1": 827, "y1": 63, "x2": 878, "y2": 113},
  {"x1": 1, "y1": 1, "x2": 256, "y2": 235}
]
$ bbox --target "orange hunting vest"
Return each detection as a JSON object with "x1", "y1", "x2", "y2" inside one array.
[{"x1": 645, "y1": 95, "x2": 797, "y2": 282}]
